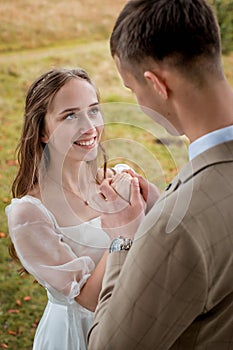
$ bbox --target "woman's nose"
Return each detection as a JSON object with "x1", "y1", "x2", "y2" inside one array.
[{"x1": 79, "y1": 113, "x2": 96, "y2": 134}]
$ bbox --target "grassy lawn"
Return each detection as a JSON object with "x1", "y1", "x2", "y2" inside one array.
[{"x1": 0, "y1": 1, "x2": 233, "y2": 349}]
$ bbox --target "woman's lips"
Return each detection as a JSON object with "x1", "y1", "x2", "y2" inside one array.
[{"x1": 74, "y1": 136, "x2": 97, "y2": 148}]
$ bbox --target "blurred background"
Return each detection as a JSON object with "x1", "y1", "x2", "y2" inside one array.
[{"x1": 0, "y1": 0, "x2": 233, "y2": 348}]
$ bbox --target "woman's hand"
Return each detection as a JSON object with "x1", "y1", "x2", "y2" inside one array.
[{"x1": 99, "y1": 177, "x2": 145, "y2": 240}]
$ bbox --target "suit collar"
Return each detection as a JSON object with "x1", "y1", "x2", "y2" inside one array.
[{"x1": 160, "y1": 140, "x2": 233, "y2": 198}]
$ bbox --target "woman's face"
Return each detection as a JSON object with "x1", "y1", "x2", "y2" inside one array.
[{"x1": 42, "y1": 77, "x2": 104, "y2": 163}]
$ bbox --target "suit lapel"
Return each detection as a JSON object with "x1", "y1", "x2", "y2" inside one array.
[
  {"x1": 138, "y1": 140, "x2": 233, "y2": 236},
  {"x1": 158, "y1": 140, "x2": 233, "y2": 202}
]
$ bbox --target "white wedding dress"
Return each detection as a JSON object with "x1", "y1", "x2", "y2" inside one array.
[{"x1": 5, "y1": 195, "x2": 110, "y2": 350}]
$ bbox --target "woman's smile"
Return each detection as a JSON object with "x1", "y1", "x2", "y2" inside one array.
[{"x1": 73, "y1": 135, "x2": 98, "y2": 148}]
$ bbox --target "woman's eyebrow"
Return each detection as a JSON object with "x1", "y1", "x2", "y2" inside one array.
[
  {"x1": 59, "y1": 107, "x2": 80, "y2": 115},
  {"x1": 59, "y1": 102, "x2": 99, "y2": 115}
]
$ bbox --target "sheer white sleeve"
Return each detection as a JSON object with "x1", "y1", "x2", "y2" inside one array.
[{"x1": 6, "y1": 199, "x2": 95, "y2": 303}]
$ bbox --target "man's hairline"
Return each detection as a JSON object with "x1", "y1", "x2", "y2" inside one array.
[{"x1": 113, "y1": 51, "x2": 224, "y2": 88}]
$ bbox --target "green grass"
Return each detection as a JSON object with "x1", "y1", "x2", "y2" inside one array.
[{"x1": 1, "y1": 2, "x2": 233, "y2": 348}]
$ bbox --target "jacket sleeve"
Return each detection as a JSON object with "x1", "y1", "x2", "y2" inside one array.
[{"x1": 87, "y1": 214, "x2": 207, "y2": 349}]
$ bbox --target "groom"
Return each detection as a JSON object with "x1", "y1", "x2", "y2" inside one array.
[{"x1": 88, "y1": 0, "x2": 233, "y2": 348}]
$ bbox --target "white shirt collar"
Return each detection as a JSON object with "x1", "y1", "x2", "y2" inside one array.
[{"x1": 188, "y1": 125, "x2": 233, "y2": 160}]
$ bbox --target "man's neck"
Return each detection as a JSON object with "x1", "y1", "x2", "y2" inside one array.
[{"x1": 177, "y1": 79, "x2": 233, "y2": 143}]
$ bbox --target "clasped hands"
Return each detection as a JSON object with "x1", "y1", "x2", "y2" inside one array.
[{"x1": 97, "y1": 169, "x2": 160, "y2": 240}]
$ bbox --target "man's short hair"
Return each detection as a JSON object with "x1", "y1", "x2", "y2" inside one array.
[{"x1": 110, "y1": 0, "x2": 221, "y2": 76}]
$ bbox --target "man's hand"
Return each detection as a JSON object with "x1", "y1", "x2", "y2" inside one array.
[
  {"x1": 99, "y1": 177, "x2": 145, "y2": 239},
  {"x1": 125, "y1": 169, "x2": 160, "y2": 213}
]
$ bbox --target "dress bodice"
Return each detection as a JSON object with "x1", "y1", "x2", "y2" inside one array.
[{"x1": 60, "y1": 217, "x2": 109, "y2": 266}]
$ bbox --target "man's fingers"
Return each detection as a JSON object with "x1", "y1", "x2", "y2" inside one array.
[
  {"x1": 125, "y1": 170, "x2": 149, "y2": 201},
  {"x1": 124, "y1": 169, "x2": 136, "y2": 177},
  {"x1": 129, "y1": 177, "x2": 142, "y2": 205}
]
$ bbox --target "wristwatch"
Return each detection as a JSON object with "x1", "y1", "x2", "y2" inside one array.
[{"x1": 109, "y1": 236, "x2": 133, "y2": 253}]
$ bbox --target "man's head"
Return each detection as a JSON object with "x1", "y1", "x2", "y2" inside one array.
[
  {"x1": 110, "y1": 0, "x2": 225, "y2": 138},
  {"x1": 110, "y1": 0, "x2": 222, "y2": 82}
]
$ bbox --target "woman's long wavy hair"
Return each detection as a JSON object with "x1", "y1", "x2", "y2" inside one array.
[{"x1": 9, "y1": 67, "x2": 107, "y2": 273}]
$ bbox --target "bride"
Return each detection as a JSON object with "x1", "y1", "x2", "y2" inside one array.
[{"x1": 6, "y1": 67, "x2": 141, "y2": 349}]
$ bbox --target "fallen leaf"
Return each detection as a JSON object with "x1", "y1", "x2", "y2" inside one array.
[
  {"x1": 16, "y1": 299, "x2": 22, "y2": 307},
  {"x1": 0, "y1": 344, "x2": 9, "y2": 349},
  {"x1": 23, "y1": 296, "x2": 31, "y2": 301},
  {"x1": 0, "y1": 232, "x2": 6, "y2": 238},
  {"x1": 7, "y1": 159, "x2": 18, "y2": 166},
  {"x1": 8, "y1": 330, "x2": 17, "y2": 336},
  {"x1": 2, "y1": 198, "x2": 9, "y2": 203},
  {"x1": 8, "y1": 309, "x2": 19, "y2": 314}
]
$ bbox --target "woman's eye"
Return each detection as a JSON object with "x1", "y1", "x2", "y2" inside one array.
[
  {"x1": 88, "y1": 106, "x2": 100, "y2": 116},
  {"x1": 65, "y1": 112, "x2": 77, "y2": 120}
]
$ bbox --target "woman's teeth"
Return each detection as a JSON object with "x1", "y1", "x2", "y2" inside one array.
[{"x1": 76, "y1": 138, "x2": 95, "y2": 146}]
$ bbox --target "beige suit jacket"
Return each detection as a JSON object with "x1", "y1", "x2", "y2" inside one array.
[{"x1": 88, "y1": 141, "x2": 233, "y2": 349}]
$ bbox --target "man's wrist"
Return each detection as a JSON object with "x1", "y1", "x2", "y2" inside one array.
[{"x1": 109, "y1": 236, "x2": 133, "y2": 253}]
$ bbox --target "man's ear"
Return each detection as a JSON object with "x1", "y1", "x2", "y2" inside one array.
[{"x1": 144, "y1": 71, "x2": 168, "y2": 100}]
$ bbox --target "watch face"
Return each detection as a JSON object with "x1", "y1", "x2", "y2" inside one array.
[
  {"x1": 109, "y1": 238, "x2": 124, "y2": 253},
  {"x1": 114, "y1": 238, "x2": 123, "y2": 251},
  {"x1": 109, "y1": 237, "x2": 133, "y2": 253}
]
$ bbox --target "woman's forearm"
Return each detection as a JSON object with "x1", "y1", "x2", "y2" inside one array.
[{"x1": 75, "y1": 249, "x2": 109, "y2": 311}]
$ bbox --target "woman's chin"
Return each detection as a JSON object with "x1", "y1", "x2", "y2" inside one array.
[{"x1": 78, "y1": 147, "x2": 99, "y2": 162}]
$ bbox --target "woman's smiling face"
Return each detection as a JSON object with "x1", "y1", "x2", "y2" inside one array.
[{"x1": 42, "y1": 77, "x2": 104, "y2": 162}]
